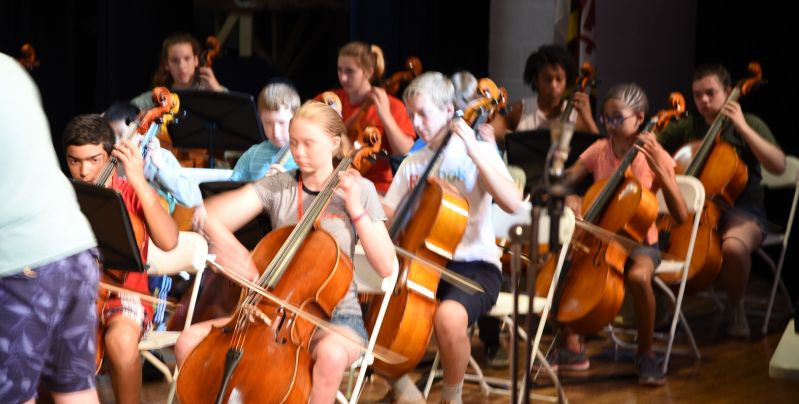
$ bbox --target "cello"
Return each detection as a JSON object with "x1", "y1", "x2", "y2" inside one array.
[
  {"x1": 561, "y1": 62, "x2": 596, "y2": 123},
  {"x1": 94, "y1": 87, "x2": 178, "y2": 371},
  {"x1": 176, "y1": 130, "x2": 383, "y2": 403},
  {"x1": 535, "y1": 93, "x2": 687, "y2": 335},
  {"x1": 658, "y1": 62, "x2": 762, "y2": 291},
  {"x1": 363, "y1": 79, "x2": 506, "y2": 379}
]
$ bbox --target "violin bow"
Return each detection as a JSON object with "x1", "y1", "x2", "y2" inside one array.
[{"x1": 207, "y1": 260, "x2": 407, "y2": 366}]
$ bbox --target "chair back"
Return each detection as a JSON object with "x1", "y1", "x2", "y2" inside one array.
[
  {"x1": 491, "y1": 201, "x2": 575, "y2": 245},
  {"x1": 761, "y1": 155, "x2": 799, "y2": 189},
  {"x1": 657, "y1": 175, "x2": 705, "y2": 215}
]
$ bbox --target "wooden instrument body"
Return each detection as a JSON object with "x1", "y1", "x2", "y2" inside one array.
[
  {"x1": 659, "y1": 139, "x2": 747, "y2": 290},
  {"x1": 364, "y1": 177, "x2": 469, "y2": 379},
  {"x1": 536, "y1": 175, "x2": 658, "y2": 335},
  {"x1": 176, "y1": 226, "x2": 352, "y2": 403}
]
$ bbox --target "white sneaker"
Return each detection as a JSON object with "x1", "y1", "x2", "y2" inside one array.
[{"x1": 727, "y1": 301, "x2": 750, "y2": 338}]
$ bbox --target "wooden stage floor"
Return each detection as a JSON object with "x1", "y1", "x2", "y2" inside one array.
[{"x1": 98, "y1": 276, "x2": 798, "y2": 403}]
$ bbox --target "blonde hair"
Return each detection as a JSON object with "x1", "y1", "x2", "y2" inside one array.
[
  {"x1": 403, "y1": 71, "x2": 455, "y2": 110},
  {"x1": 338, "y1": 41, "x2": 385, "y2": 84},
  {"x1": 292, "y1": 101, "x2": 352, "y2": 160},
  {"x1": 257, "y1": 83, "x2": 301, "y2": 113}
]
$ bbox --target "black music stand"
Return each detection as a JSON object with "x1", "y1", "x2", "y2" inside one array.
[
  {"x1": 505, "y1": 129, "x2": 600, "y2": 194},
  {"x1": 200, "y1": 181, "x2": 272, "y2": 250},
  {"x1": 72, "y1": 180, "x2": 144, "y2": 272},
  {"x1": 169, "y1": 90, "x2": 265, "y2": 168}
]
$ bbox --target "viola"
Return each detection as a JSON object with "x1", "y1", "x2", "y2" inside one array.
[
  {"x1": 363, "y1": 79, "x2": 505, "y2": 378},
  {"x1": 659, "y1": 62, "x2": 762, "y2": 291},
  {"x1": 535, "y1": 93, "x2": 686, "y2": 335},
  {"x1": 176, "y1": 131, "x2": 383, "y2": 403}
]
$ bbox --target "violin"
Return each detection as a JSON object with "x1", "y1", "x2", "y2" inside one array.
[
  {"x1": 535, "y1": 93, "x2": 686, "y2": 335},
  {"x1": 176, "y1": 129, "x2": 382, "y2": 403},
  {"x1": 17, "y1": 43, "x2": 40, "y2": 71},
  {"x1": 363, "y1": 79, "x2": 505, "y2": 378},
  {"x1": 94, "y1": 88, "x2": 178, "y2": 371},
  {"x1": 658, "y1": 63, "x2": 762, "y2": 291}
]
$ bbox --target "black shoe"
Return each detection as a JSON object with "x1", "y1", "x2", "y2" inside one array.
[
  {"x1": 485, "y1": 345, "x2": 510, "y2": 368},
  {"x1": 636, "y1": 352, "x2": 666, "y2": 386}
]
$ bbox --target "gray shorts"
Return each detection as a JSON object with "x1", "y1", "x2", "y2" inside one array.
[
  {"x1": 0, "y1": 248, "x2": 99, "y2": 401},
  {"x1": 330, "y1": 312, "x2": 368, "y2": 343}
]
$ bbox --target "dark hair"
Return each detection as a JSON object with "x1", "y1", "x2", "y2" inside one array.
[
  {"x1": 522, "y1": 45, "x2": 577, "y2": 91},
  {"x1": 103, "y1": 101, "x2": 140, "y2": 124},
  {"x1": 692, "y1": 64, "x2": 732, "y2": 89},
  {"x1": 63, "y1": 114, "x2": 115, "y2": 156},
  {"x1": 152, "y1": 32, "x2": 201, "y2": 88}
]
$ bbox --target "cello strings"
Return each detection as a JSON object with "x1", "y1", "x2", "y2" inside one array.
[{"x1": 229, "y1": 156, "x2": 353, "y2": 351}]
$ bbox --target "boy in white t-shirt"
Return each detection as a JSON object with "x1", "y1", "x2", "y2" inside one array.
[{"x1": 383, "y1": 72, "x2": 523, "y2": 403}]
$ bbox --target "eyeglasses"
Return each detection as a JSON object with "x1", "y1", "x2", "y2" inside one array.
[{"x1": 600, "y1": 114, "x2": 635, "y2": 127}]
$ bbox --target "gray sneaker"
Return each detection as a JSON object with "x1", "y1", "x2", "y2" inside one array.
[
  {"x1": 636, "y1": 353, "x2": 666, "y2": 386},
  {"x1": 534, "y1": 346, "x2": 590, "y2": 372},
  {"x1": 485, "y1": 345, "x2": 510, "y2": 368}
]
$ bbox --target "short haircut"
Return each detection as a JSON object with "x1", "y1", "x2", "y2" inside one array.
[
  {"x1": 692, "y1": 64, "x2": 732, "y2": 89},
  {"x1": 63, "y1": 114, "x2": 115, "y2": 156},
  {"x1": 403, "y1": 71, "x2": 455, "y2": 111},
  {"x1": 522, "y1": 45, "x2": 577, "y2": 91},
  {"x1": 257, "y1": 82, "x2": 301, "y2": 113}
]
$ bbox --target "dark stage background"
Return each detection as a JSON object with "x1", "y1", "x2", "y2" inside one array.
[{"x1": 1, "y1": 0, "x2": 795, "y2": 301}]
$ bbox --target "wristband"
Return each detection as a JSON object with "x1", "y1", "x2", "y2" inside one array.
[{"x1": 352, "y1": 211, "x2": 369, "y2": 224}]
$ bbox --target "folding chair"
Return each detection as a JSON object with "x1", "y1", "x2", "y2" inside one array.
[
  {"x1": 139, "y1": 231, "x2": 208, "y2": 383},
  {"x1": 756, "y1": 155, "x2": 799, "y2": 334},
  {"x1": 611, "y1": 175, "x2": 704, "y2": 372},
  {"x1": 423, "y1": 202, "x2": 574, "y2": 403},
  {"x1": 336, "y1": 244, "x2": 399, "y2": 404}
]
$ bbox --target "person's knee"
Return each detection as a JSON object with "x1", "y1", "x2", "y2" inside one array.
[
  {"x1": 104, "y1": 322, "x2": 140, "y2": 363},
  {"x1": 435, "y1": 301, "x2": 469, "y2": 340},
  {"x1": 626, "y1": 259, "x2": 653, "y2": 287},
  {"x1": 314, "y1": 340, "x2": 349, "y2": 378},
  {"x1": 722, "y1": 236, "x2": 751, "y2": 262}
]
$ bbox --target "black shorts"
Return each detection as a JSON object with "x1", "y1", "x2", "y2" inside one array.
[{"x1": 437, "y1": 261, "x2": 502, "y2": 326}]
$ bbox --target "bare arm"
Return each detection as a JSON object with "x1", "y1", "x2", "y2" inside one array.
[
  {"x1": 337, "y1": 169, "x2": 396, "y2": 278},
  {"x1": 115, "y1": 139, "x2": 178, "y2": 251},
  {"x1": 451, "y1": 118, "x2": 522, "y2": 213},
  {"x1": 202, "y1": 184, "x2": 264, "y2": 280},
  {"x1": 371, "y1": 87, "x2": 414, "y2": 155},
  {"x1": 724, "y1": 101, "x2": 785, "y2": 174},
  {"x1": 637, "y1": 132, "x2": 689, "y2": 224}
]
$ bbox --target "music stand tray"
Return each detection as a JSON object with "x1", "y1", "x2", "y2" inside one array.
[
  {"x1": 505, "y1": 129, "x2": 601, "y2": 193},
  {"x1": 200, "y1": 181, "x2": 272, "y2": 250},
  {"x1": 72, "y1": 180, "x2": 144, "y2": 272},
  {"x1": 169, "y1": 90, "x2": 265, "y2": 167}
]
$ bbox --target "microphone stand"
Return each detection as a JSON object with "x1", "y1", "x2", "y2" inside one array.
[{"x1": 509, "y1": 120, "x2": 575, "y2": 403}]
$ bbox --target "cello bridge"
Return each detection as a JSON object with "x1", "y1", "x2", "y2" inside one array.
[{"x1": 241, "y1": 303, "x2": 272, "y2": 326}]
